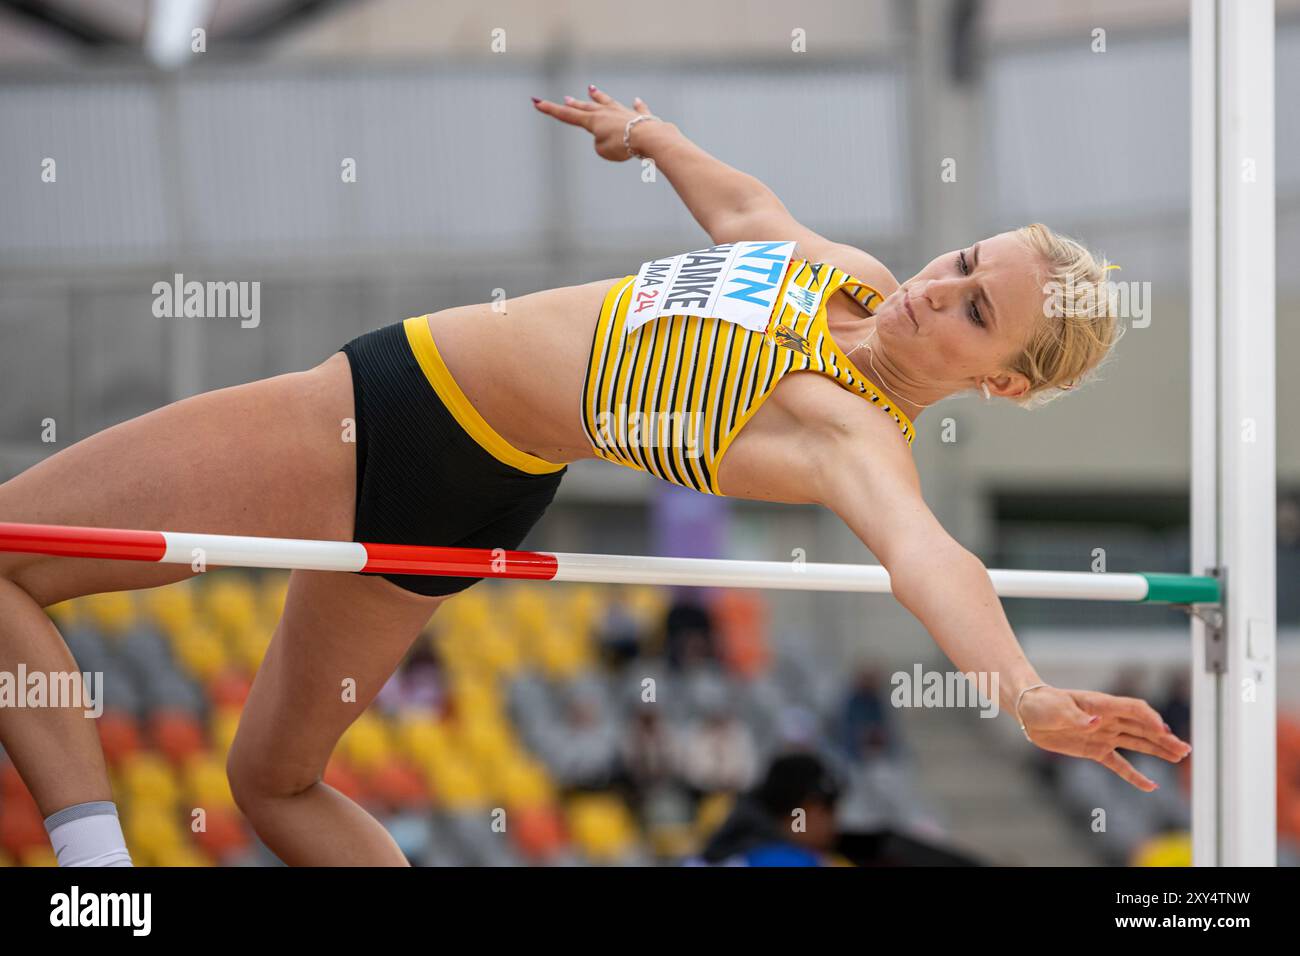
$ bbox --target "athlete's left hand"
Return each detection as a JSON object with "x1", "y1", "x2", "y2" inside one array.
[{"x1": 532, "y1": 84, "x2": 662, "y2": 162}]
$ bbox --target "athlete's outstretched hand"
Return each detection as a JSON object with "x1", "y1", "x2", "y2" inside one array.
[
  {"x1": 1015, "y1": 685, "x2": 1191, "y2": 791},
  {"x1": 532, "y1": 84, "x2": 661, "y2": 162}
]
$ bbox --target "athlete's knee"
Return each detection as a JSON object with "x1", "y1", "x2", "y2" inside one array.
[{"x1": 225, "y1": 738, "x2": 319, "y2": 811}]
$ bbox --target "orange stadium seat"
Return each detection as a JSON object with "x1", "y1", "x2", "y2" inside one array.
[
  {"x1": 711, "y1": 589, "x2": 771, "y2": 678},
  {"x1": 95, "y1": 711, "x2": 143, "y2": 766},
  {"x1": 150, "y1": 711, "x2": 206, "y2": 765},
  {"x1": 189, "y1": 806, "x2": 250, "y2": 862},
  {"x1": 207, "y1": 669, "x2": 252, "y2": 709},
  {"x1": 512, "y1": 804, "x2": 566, "y2": 861},
  {"x1": 369, "y1": 760, "x2": 430, "y2": 811},
  {"x1": 0, "y1": 799, "x2": 47, "y2": 860}
]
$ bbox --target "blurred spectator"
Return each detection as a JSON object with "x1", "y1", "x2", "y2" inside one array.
[
  {"x1": 596, "y1": 591, "x2": 642, "y2": 670},
  {"x1": 689, "y1": 752, "x2": 845, "y2": 866},
  {"x1": 663, "y1": 599, "x2": 716, "y2": 671},
  {"x1": 540, "y1": 683, "x2": 622, "y2": 790},
  {"x1": 836, "y1": 665, "x2": 899, "y2": 762},
  {"x1": 375, "y1": 640, "x2": 445, "y2": 716},
  {"x1": 679, "y1": 689, "x2": 757, "y2": 799},
  {"x1": 615, "y1": 707, "x2": 690, "y2": 828},
  {"x1": 620, "y1": 707, "x2": 680, "y2": 794}
]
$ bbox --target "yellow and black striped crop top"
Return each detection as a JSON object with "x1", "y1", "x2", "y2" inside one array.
[{"x1": 580, "y1": 242, "x2": 916, "y2": 496}]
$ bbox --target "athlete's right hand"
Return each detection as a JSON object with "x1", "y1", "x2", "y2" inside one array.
[
  {"x1": 532, "y1": 84, "x2": 661, "y2": 162},
  {"x1": 1016, "y1": 685, "x2": 1191, "y2": 791}
]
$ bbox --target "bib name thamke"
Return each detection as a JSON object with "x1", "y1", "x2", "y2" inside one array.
[{"x1": 624, "y1": 240, "x2": 799, "y2": 336}]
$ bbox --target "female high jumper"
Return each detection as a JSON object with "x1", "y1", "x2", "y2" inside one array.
[{"x1": 0, "y1": 86, "x2": 1190, "y2": 866}]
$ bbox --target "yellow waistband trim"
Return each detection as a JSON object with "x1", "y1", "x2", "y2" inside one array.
[{"x1": 402, "y1": 315, "x2": 568, "y2": 475}]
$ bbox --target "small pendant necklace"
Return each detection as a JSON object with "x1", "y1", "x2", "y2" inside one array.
[{"x1": 846, "y1": 327, "x2": 933, "y2": 410}]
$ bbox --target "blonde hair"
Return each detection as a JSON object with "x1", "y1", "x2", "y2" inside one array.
[{"x1": 1006, "y1": 222, "x2": 1126, "y2": 410}]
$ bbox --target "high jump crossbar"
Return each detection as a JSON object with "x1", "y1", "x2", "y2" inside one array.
[{"x1": 0, "y1": 521, "x2": 1221, "y2": 604}]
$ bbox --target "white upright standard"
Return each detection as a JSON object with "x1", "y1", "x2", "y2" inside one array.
[{"x1": 1190, "y1": 0, "x2": 1277, "y2": 866}]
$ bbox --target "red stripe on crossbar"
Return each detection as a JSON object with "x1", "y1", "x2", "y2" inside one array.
[
  {"x1": 0, "y1": 523, "x2": 167, "y2": 562},
  {"x1": 361, "y1": 543, "x2": 559, "y2": 579}
]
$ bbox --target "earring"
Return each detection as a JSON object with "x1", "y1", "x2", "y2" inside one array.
[{"x1": 981, "y1": 381, "x2": 991, "y2": 401}]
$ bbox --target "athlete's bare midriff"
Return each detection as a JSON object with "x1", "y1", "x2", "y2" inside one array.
[{"x1": 421, "y1": 269, "x2": 906, "y2": 504}]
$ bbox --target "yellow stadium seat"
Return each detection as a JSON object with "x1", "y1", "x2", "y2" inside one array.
[
  {"x1": 497, "y1": 758, "x2": 555, "y2": 807},
  {"x1": 208, "y1": 707, "x2": 243, "y2": 757},
  {"x1": 181, "y1": 753, "x2": 237, "y2": 810},
  {"x1": 229, "y1": 628, "x2": 272, "y2": 675},
  {"x1": 439, "y1": 590, "x2": 491, "y2": 633},
  {"x1": 82, "y1": 591, "x2": 137, "y2": 636},
  {"x1": 141, "y1": 582, "x2": 197, "y2": 637},
  {"x1": 152, "y1": 845, "x2": 213, "y2": 867},
  {"x1": 562, "y1": 585, "x2": 603, "y2": 632},
  {"x1": 536, "y1": 625, "x2": 591, "y2": 679},
  {"x1": 627, "y1": 585, "x2": 669, "y2": 626},
  {"x1": 121, "y1": 753, "x2": 180, "y2": 809},
  {"x1": 477, "y1": 625, "x2": 523, "y2": 675},
  {"x1": 451, "y1": 674, "x2": 500, "y2": 711},
  {"x1": 337, "y1": 712, "x2": 391, "y2": 773},
  {"x1": 45, "y1": 599, "x2": 78, "y2": 629},
  {"x1": 201, "y1": 576, "x2": 258, "y2": 638},
  {"x1": 693, "y1": 792, "x2": 735, "y2": 838},
  {"x1": 394, "y1": 714, "x2": 454, "y2": 766},
  {"x1": 258, "y1": 573, "x2": 290, "y2": 620},
  {"x1": 458, "y1": 718, "x2": 514, "y2": 767},
  {"x1": 123, "y1": 803, "x2": 185, "y2": 865},
  {"x1": 566, "y1": 794, "x2": 637, "y2": 862},
  {"x1": 1131, "y1": 830, "x2": 1192, "y2": 867},
  {"x1": 647, "y1": 822, "x2": 698, "y2": 860},
  {"x1": 505, "y1": 584, "x2": 550, "y2": 622},
  {"x1": 172, "y1": 625, "x2": 229, "y2": 681},
  {"x1": 429, "y1": 758, "x2": 487, "y2": 810},
  {"x1": 20, "y1": 847, "x2": 58, "y2": 867}
]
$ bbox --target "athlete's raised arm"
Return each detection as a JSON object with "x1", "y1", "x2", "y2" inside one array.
[
  {"x1": 532, "y1": 84, "x2": 886, "y2": 276},
  {"x1": 807, "y1": 404, "x2": 1193, "y2": 792}
]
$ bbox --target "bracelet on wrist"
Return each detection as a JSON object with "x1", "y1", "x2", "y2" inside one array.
[
  {"x1": 624, "y1": 113, "x2": 662, "y2": 159},
  {"x1": 1015, "y1": 682, "x2": 1050, "y2": 742}
]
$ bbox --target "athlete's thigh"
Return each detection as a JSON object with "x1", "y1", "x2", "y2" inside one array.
[
  {"x1": 228, "y1": 568, "x2": 446, "y2": 792},
  {"x1": 0, "y1": 353, "x2": 357, "y2": 607}
]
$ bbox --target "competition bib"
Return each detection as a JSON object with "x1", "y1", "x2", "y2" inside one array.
[{"x1": 624, "y1": 240, "x2": 797, "y2": 336}]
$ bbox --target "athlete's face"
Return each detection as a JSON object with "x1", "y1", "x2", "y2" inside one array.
[{"x1": 874, "y1": 231, "x2": 1047, "y2": 400}]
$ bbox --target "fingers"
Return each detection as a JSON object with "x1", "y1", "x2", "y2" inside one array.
[
  {"x1": 561, "y1": 95, "x2": 599, "y2": 111},
  {"x1": 1075, "y1": 689, "x2": 1168, "y2": 733},
  {"x1": 531, "y1": 98, "x2": 592, "y2": 129},
  {"x1": 633, "y1": 96, "x2": 652, "y2": 115},
  {"x1": 1098, "y1": 750, "x2": 1158, "y2": 792},
  {"x1": 1112, "y1": 717, "x2": 1192, "y2": 758},
  {"x1": 588, "y1": 83, "x2": 616, "y2": 105},
  {"x1": 1113, "y1": 733, "x2": 1189, "y2": 763}
]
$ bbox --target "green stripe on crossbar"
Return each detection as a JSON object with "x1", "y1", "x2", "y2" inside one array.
[{"x1": 1140, "y1": 573, "x2": 1222, "y2": 604}]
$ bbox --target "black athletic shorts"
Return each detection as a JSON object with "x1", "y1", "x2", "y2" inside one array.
[{"x1": 339, "y1": 317, "x2": 568, "y2": 597}]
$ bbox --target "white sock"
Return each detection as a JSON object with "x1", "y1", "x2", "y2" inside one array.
[{"x1": 44, "y1": 801, "x2": 134, "y2": 867}]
